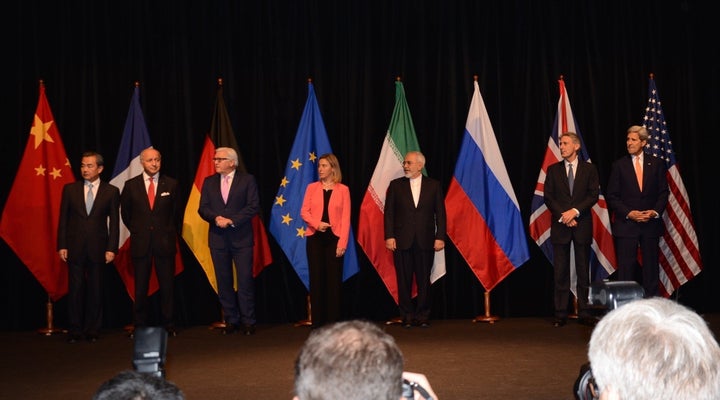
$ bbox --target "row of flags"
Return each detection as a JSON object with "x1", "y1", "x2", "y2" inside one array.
[{"x1": 0, "y1": 76, "x2": 703, "y2": 308}]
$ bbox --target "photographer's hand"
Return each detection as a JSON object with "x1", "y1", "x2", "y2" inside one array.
[{"x1": 402, "y1": 371, "x2": 438, "y2": 400}]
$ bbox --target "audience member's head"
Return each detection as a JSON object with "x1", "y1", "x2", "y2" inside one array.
[
  {"x1": 293, "y1": 319, "x2": 404, "y2": 400},
  {"x1": 588, "y1": 297, "x2": 720, "y2": 400},
  {"x1": 93, "y1": 370, "x2": 184, "y2": 400}
]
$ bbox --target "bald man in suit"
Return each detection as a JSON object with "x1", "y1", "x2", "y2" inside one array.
[
  {"x1": 607, "y1": 125, "x2": 668, "y2": 297},
  {"x1": 120, "y1": 147, "x2": 181, "y2": 336}
]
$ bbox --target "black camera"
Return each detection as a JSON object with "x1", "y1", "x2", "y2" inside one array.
[
  {"x1": 573, "y1": 362, "x2": 599, "y2": 400},
  {"x1": 402, "y1": 379, "x2": 433, "y2": 400},
  {"x1": 132, "y1": 326, "x2": 168, "y2": 378},
  {"x1": 588, "y1": 280, "x2": 645, "y2": 311},
  {"x1": 573, "y1": 281, "x2": 644, "y2": 400}
]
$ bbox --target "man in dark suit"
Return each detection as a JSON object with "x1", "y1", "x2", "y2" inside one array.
[
  {"x1": 607, "y1": 125, "x2": 668, "y2": 297},
  {"x1": 120, "y1": 147, "x2": 181, "y2": 336},
  {"x1": 544, "y1": 132, "x2": 599, "y2": 327},
  {"x1": 58, "y1": 151, "x2": 120, "y2": 343},
  {"x1": 384, "y1": 151, "x2": 446, "y2": 328},
  {"x1": 198, "y1": 147, "x2": 260, "y2": 335}
]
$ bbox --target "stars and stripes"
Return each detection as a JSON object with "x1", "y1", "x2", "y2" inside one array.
[{"x1": 641, "y1": 75, "x2": 702, "y2": 297}]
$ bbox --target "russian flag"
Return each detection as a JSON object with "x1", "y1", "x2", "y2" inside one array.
[{"x1": 445, "y1": 78, "x2": 529, "y2": 291}]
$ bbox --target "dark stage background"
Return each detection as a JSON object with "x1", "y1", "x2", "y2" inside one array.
[{"x1": 3, "y1": 0, "x2": 717, "y2": 331}]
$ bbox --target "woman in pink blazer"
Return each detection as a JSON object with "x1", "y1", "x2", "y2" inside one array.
[{"x1": 301, "y1": 153, "x2": 351, "y2": 327}]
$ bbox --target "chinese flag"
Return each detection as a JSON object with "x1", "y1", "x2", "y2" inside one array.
[{"x1": 0, "y1": 81, "x2": 76, "y2": 301}]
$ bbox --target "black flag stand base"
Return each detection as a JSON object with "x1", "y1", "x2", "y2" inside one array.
[
  {"x1": 294, "y1": 295, "x2": 312, "y2": 327},
  {"x1": 37, "y1": 297, "x2": 66, "y2": 336},
  {"x1": 472, "y1": 291, "x2": 500, "y2": 324}
]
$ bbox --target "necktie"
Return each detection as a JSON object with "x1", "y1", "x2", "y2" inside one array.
[
  {"x1": 86, "y1": 182, "x2": 94, "y2": 214},
  {"x1": 221, "y1": 175, "x2": 230, "y2": 203},
  {"x1": 634, "y1": 156, "x2": 643, "y2": 191},
  {"x1": 567, "y1": 163, "x2": 574, "y2": 195},
  {"x1": 148, "y1": 177, "x2": 155, "y2": 209}
]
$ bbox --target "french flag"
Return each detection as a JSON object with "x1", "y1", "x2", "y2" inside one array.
[
  {"x1": 445, "y1": 78, "x2": 529, "y2": 291},
  {"x1": 110, "y1": 83, "x2": 183, "y2": 300}
]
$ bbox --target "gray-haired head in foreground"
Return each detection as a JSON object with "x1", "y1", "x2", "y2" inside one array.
[
  {"x1": 588, "y1": 297, "x2": 720, "y2": 400},
  {"x1": 294, "y1": 319, "x2": 404, "y2": 400}
]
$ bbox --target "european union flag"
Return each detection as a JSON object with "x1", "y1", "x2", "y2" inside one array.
[{"x1": 269, "y1": 81, "x2": 359, "y2": 290}]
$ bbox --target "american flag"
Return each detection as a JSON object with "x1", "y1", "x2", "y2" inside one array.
[
  {"x1": 529, "y1": 77, "x2": 616, "y2": 295},
  {"x1": 641, "y1": 75, "x2": 702, "y2": 297}
]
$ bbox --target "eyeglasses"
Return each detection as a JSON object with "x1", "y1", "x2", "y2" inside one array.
[{"x1": 212, "y1": 157, "x2": 229, "y2": 162}]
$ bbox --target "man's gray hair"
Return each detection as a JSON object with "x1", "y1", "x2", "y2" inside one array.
[{"x1": 588, "y1": 297, "x2": 720, "y2": 400}]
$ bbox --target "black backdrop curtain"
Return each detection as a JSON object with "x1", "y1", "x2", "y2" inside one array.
[{"x1": 3, "y1": 0, "x2": 717, "y2": 330}]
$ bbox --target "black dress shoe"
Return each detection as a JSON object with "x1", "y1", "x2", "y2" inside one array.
[
  {"x1": 165, "y1": 327, "x2": 178, "y2": 337},
  {"x1": 222, "y1": 324, "x2": 240, "y2": 335},
  {"x1": 242, "y1": 324, "x2": 256, "y2": 336},
  {"x1": 553, "y1": 318, "x2": 567, "y2": 327},
  {"x1": 402, "y1": 320, "x2": 412, "y2": 329},
  {"x1": 418, "y1": 320, "x2": 430, "y2": 328},
  {"x1": 86, "y1": 334, "x2": 99, "y2": 343}
]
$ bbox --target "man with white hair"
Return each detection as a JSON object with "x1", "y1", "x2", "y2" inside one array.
[{"x1": 587, "y1": 297, "x2": 720, "y2": 400}]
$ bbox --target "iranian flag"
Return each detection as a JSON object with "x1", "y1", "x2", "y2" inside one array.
[{"x1": 357, "y1": 78, "x2": 445, "y2": 303}]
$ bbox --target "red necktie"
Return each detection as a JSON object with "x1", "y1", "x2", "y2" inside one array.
[{"x1": 148, "y1": 177, "x2": 155, "y2": 209}]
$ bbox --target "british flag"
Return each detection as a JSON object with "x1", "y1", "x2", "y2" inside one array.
[
  {"x1": 642, "y1": 74, "x2": 702, "y2": 297},
  {"x1": 529, "y1": 77, "x2": 616, "y2": 294}
]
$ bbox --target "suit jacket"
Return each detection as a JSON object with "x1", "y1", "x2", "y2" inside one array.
[
  {"x1": 57, "y1": 180, "x2": 120, "y2": 264},
  {"x1": 198, "y1": 171, "x2": 259, "y2": 249},
  {"x1": 301, "y1": 181, "x2": 351, "y2": 249},
  {"x1": 384, "y1": 175, "x2": 447, "y2": 250},
  {"x1": 606, "y1": 152, "x2": 668, "y2": 238},
  {"x1": 544, "y1": 160, "x2": 599, "y2": 244},
  {"x1": 120, "y1": 173, "x2": 180, "y2": 257}
]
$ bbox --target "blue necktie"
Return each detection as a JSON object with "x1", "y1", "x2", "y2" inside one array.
[
  {"x1": 568, "y1": 163, "x2": 574, "y2": 195},
  {"x1": 86, "y1": 182, "x2": 94, "y2": 214}
]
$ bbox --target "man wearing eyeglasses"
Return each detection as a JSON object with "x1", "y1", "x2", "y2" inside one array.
[{"x1": 198, "y1": 147, "x2": 260, "y2": 336}]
